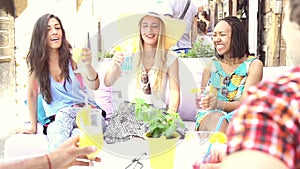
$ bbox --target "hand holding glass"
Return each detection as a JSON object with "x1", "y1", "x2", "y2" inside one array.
[
  {"x1": 72, "y1": 48, "x2": 84, "y2": 63},
  {"x1": 195, "y1": 87, "x2": 217, "y2": 113},
  {"x1": 114, "y1": 45, "x2": 133, "y2": 74},
  {"x1": 186, "y1": 130, "x2": 214, "y2": 169},
  {"x1": 72, "y1": 48, "x2": 92, "y2": 73},
  {"x1": 76, "y1": 106, "x2": 104, "y2": 167}
]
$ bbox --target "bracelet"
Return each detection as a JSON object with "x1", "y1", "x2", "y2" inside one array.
[
  {"x1": 87, "y1": 73, "x2": 98, "y2": 81},
  {"x1": 45, "y1": 154, "x2": 52, "y2": 169}
]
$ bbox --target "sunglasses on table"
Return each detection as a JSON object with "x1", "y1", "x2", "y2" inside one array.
[
  {"x1": 125, "y1": 152, "x2": 147, "y2": 169},
  {"x1": 141, "y1": 73, "x2": 151, "y2": 95}
]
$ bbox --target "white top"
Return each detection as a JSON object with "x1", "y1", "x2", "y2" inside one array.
[
  {"x1": 133, "y1": 0, "x2": 173, "y2": 15},
  {"x1": 169, "y1": 0, "x2": 197, "y2": 49},
  {"x1": 127, "y1": 51, "x2": 177, "y2": 107}
]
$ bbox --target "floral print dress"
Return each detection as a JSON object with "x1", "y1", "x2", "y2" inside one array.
[
  {"x1": 195, "y1": 56, "x2": 257, "y2": 131},
  {"x1": 208, "y1": 56, "x2": 256, "y2": 102}
]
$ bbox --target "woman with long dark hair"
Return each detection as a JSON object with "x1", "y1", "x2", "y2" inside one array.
[{"x1": 20, "y1": 14, "x2": 106, "y2": 151}]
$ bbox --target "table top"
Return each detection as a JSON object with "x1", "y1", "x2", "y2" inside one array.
[{"x1": 69, "y1": 132, "x2": 213, "y2": 169}]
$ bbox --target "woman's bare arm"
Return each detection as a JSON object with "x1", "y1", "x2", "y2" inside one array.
[{"x1": 167, "y1": 58, "x2": 180, "y2": 113}]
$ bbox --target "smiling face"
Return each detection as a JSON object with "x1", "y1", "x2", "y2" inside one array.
[
  {"x1": 213, "y1": 20, "x2": 232, "y2": 57},
  {"x1": 47, "y1": 17, "x2": 63, "y2": 50},
  {"x1": 140, "y1": 15, "x2": 161, "y2": 48}
]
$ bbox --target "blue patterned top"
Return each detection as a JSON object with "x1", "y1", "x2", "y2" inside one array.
[{"x1": 208, "y1": 56, "x2": 256, "y2": 102}]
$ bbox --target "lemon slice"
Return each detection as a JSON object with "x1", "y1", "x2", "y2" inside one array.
[
  {"x1": 209, "y1": 131, "x2": 227, "y2": 144},
  {"x1": 190, "y1": 86, "x2": 212, "y2": 94},
  {"x1": 190, "y1": 88, "x2": 202, "y2": 94},
  {"x1": 72, "y1": 48, "x2": 85, "y2": 63},
  {"x1": 114, "y1": 45, "x2": 122, "y2": 52}
]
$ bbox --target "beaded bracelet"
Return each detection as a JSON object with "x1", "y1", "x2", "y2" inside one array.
[
  {"x1": 87, "y1": 73, "x2": 98, "y2": 81},
  {"x1": 45, "y1": 154, "x2": 52, "y2": 169}
]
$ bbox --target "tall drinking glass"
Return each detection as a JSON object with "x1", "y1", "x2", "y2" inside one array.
[
  {"x1": 72, "y1": 47, "x2": 85, "y2": 73},
  {"x1": 115, "y1": 45, "x2": 133, "y2": 75},
  {"x1": 72, "y1": 33, "x2": 91, "y2": 73},
  {"x1": 76, "y1": 105, "x2": 104, "y2": 167},
  {"x1": 194, "y1": 87, "x2": 217, "y2": 114},
  {"x1": 121, "y1": 52, "x2": 133, "y2": 74}
]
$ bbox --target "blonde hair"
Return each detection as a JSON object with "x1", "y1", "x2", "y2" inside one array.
[{"x1": 135, "y1": 15, "x2": 168, "y2": 93}]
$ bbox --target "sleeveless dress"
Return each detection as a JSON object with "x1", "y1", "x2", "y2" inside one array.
[
  {"x1": 45, "y1": 62, "x2": 106, "y2": 151},
  {"x1": 195, "y1": 56, "x2": 257, "y2": 131}
]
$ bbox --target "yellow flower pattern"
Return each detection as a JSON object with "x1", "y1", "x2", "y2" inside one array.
[{"x1": 231, "y1": 75, "x2": 243, "y2": 86}]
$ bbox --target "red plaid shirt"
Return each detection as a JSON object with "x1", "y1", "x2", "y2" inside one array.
[{"x1": 226, "y1": 66, "x2": 300, "y2": 169}]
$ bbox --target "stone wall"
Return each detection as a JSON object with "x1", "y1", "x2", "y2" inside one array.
[
  {"x1": 0, "y1": 0, "x2": 15, "y2": 99},
  {"x1": 262, "y1": 0, "x2": 287, "y2": 66}
]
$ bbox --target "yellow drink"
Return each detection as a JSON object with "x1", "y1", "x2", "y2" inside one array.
[
  {"x1": 76, "y1": 106, "x2": 104, "y2": 160},
  {"x1": 72, "y1": 48, "x2": 84, "y2": 63},
  {"x1": 79, "y1": 126, "x2": 103, "y2": 160}
]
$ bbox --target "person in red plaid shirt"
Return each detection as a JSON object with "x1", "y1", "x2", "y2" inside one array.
[{"x1": 200, "y1": 0, "x2": 300, "y2": 169}]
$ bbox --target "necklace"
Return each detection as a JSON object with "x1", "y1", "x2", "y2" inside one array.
[{"x1": 141, "y1": 66, "x2": 151, "y2": 95}]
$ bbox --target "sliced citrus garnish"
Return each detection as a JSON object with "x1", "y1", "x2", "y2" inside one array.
[
  {"x1": 114, "y1": 45, "x2": 122, "y2": 52},
  {"x1": 72, "y1": 48, "x2": 84, "y2": 63},
  {"x1": 209, "y1": 131, "x2": 227, "y2": 144},
  {"x1": 190, "y1": 88, "x2": 202, "y2": 94}
]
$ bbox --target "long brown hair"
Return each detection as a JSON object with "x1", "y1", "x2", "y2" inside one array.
[{"x1": 26, "y1": 14, "x2": 72, "y2": 104}]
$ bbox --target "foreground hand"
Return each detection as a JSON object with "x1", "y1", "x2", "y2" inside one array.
[
  {"x1": 200, "y1": 94, "x2": 218, "y2": 110},
  {"x1": 193, "y1": 148, "x2": 225, "y2": 169},
  {"x1": 112, "y1": 52, "x2": 125, "y2": 67},
  {"x1": 49, "y1": 135, "x2": 101, "y2": 169}
]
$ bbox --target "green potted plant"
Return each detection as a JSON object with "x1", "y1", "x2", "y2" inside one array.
[
  {"x1": 96, "y1": 50, "x2": 114, "y2": 61},
  {"x1": 134, "y1": 98, "x2": 185, "y2": 169},
  {"x1": 134, "y1": 98, "x2": 185, "y2": 139},
  {"x1": 179, "y1": 38, "x2": 214, "y2": 58},
  {"x1": 179, "y1": 39, "x2": 216, "y2": 73}
]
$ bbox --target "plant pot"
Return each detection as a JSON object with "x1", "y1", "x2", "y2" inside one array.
[{"x1": 143, "y1": 132, "x2": 180, "y2": 169}]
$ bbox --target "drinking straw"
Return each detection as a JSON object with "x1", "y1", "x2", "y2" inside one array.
[
  {"x1": 79, "y1": 90, "x2": 88, "y2": 106},
  {"x1": 201, "y1": 111, "x2": 234, "y2": 163}
]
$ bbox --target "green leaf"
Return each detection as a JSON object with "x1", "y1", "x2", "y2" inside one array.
[
  {"x1": 179, "y1": 39, "x2": 214, "y2": 58},
  {"x1": 134, "y1": 97, "x2": 185, "y2": 138}
]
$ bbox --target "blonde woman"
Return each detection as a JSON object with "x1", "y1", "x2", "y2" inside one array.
[{"x1": 103, "y1": 12, "x2": 186, "y2": 144}]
